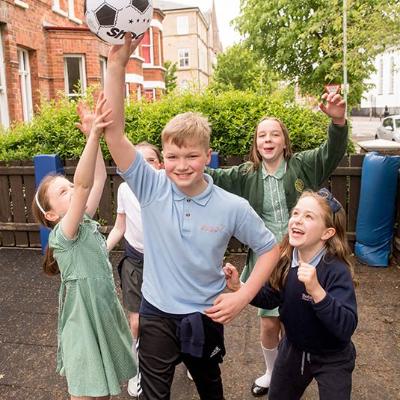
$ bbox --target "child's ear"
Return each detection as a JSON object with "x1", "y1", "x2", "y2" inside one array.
[
  {"x1": 321, "y1": 227, "x2": 336, "y2": 241},
  {"x1": 45, "y1": 211, "x2": 59, "y2": 223},
  {"x1": 206, "y1": 148, "x2": 212, "y2": 164}
]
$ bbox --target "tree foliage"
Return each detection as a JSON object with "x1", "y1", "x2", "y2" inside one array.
[
  {"x1": 235, "y1": 0, "x2": 400, "y2": 105},
  {"x1": 210, "y1": 43, "x2": 277, "y2": 94},
  {"x1": 163, "y1": 60, "x2": 178, "y2": 94}
]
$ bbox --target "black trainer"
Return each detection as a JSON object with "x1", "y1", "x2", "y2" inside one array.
[{"x1": 251, "y1": 382, "x2": 269, "y2": 397}]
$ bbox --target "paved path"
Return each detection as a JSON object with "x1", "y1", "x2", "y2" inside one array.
[
  {"x1": 1, "y1": 248, "x2": 399, "y2": 399},
  {"x1": 351, "y1": 116, "x2": 381, "y2": 141},
  {"x1": 348, "y1": 116, "x2": 381, "y2": 153}
]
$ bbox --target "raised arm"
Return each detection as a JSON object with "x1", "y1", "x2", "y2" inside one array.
[
  {"x1": 61, "y1": 94, "x2": 112, "y2": 239},
  {"x1": 104, "y1": 36, "x2": 143, "y2": 172},
  {"x1": 296, "y1": 92, "x2": 348, "y2": 188},
  {"x1": 76, "y1": 100, "x2": 107, "y2": 217}
]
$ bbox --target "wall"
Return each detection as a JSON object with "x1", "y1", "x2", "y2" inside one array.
[{"x1": 359, "y1": 49, "x2": 400, "y2": 116}]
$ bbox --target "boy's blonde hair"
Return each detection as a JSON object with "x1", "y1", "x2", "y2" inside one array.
[{"x1": 161, "y1": 112, "x2": 210, "y2": 150}]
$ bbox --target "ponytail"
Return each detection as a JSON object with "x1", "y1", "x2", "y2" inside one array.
[
  {"x1": 269, "y1": 235, "x2": 292, "y2": 291},
  {"x1": 42, "y1": 246, "x2": 59, "y2": 276},
  {"x1": 31, "y1": 174, "x2": 63, "y2": 277}
]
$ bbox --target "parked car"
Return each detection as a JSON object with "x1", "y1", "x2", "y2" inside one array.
[{"x1": 375, "y1": 115, "x2": 400, "y2": 142}]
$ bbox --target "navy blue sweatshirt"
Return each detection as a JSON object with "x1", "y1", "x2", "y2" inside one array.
[{"x1": 251, "y1": 255, "x2": 357, "y2": 354}]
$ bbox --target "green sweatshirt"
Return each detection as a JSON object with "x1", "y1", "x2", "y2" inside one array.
[
  {"x1": 207, "y1": 122, "x2": 348, "y2": 216},
  {"x1": 207, "y1": 122, "x2": 348, "y2": 273}
]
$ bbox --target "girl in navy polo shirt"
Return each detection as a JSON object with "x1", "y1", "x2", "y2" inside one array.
[{"x1": 224, "y1": 189, "x2": 357, "y2": 400}]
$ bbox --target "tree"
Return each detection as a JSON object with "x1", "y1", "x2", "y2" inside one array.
[
  {"x1": 210, "y1": 43, "x2": 277, "y2": 94},
  {"x1": 164, "y1": 60, "x2": 178, "y2": 94},
  {"x1": 235, "y1": 0, "x2": 400, "y2": 105}
]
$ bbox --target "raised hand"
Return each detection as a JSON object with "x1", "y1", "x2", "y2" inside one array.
[
  {"x1": 90, "y1": 92, "x2": 113, "y2": 139},
  {"x1": 297, "y1": 261, "x2": 326, "y2": 303},
  {"x1": 223, "y1": 263, "x2": 241, "y2": 292},
  {"x1": 76, "y1": 101, "x2": 95, "y2": 138},
  {"x1": 319, "y1": 92, "x2": 346, "y2": 126},
  {"x1": 108, "y1": 34, "x2": 144, "y2": 68}
]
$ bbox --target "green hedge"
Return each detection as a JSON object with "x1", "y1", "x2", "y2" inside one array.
[{"x1": 0, "y1": 90, "x2": 354, "y2": 162}]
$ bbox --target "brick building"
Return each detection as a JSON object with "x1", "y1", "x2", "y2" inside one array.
[{"x1": 0, "y1": 0, "x2": 165, "y2": 129}]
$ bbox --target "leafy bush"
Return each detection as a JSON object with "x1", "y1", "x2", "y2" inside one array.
[{"x1": 0, "y1": 90, "x2": 354, "y2": 162}]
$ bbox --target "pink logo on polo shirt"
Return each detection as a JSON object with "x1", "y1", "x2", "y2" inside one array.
[{"x1": 200, "y1": 224, "x2": 225, "y2": 233}]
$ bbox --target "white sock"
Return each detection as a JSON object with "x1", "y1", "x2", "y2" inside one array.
[
  {"x1": 254, "y1": 345, "x2": 278, "y2": 388},
  {"x1": 132, "y1": 337, "x2": 138, "y2": 367}
]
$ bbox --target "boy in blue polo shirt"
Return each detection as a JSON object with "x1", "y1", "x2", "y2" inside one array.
[{"x1": 103, "y1": 38, "x2": 279, "y2": 400}]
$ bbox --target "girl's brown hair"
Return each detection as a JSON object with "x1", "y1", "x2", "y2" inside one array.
[
  {"x1": 31, "y1": 174, "x2": 63, "y2": 276},
  {"x1": 136, "y1": 141, "x2": 162, "y2": 162},
  {"x1": 249, "y1": 117, "x2": 293, "y2": 171},
  {"x1": 269, "y1": 191, "x2": 355, "y2": 291}
]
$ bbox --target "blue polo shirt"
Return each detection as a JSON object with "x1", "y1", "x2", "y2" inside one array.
[{"x1": 120, "y1": 152, "x2": 277, "y2": 314}]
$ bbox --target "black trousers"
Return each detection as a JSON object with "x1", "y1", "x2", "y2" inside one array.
[
  {"x1": 137, "y1": 315, "x2": 224, "y2": 400},
  {"x1": 269, "y1": 337, "x2": 356, "y2": 400}
]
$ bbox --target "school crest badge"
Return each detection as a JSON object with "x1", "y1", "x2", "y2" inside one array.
[{"x1": 295, "y1": 178, "x2": 304, "y2": 193}]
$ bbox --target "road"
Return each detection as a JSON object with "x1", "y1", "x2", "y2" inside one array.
[{"x1": 351, "y1": 116, "x2": 380, "y2": 142}]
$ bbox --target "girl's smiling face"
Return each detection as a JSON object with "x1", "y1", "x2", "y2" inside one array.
[
  {"x1": 288, "y1": 196, "x2": 335, "y2": 260},
  {"x1": 256, "y1": 119, "x2": 286, "y2": 165},
  {"x1": 45, "y1": 176, "x2": 74, "y2": 221}
]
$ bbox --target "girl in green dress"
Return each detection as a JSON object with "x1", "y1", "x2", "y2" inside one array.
[{"x1": 32, "y1": 93, "x2": 136, "y2": 399}]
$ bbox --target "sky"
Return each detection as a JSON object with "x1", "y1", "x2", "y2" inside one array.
[
  {"x1": 166, "y1": 0, "x2": 242, "y2": 49},
  {"x1": 211, "y1": 0, "x2": 242, "y2": 49}
]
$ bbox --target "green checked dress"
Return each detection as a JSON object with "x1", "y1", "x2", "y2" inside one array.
[{"x1": 49, "y1": 216, "x2": 136, "y2": 397}]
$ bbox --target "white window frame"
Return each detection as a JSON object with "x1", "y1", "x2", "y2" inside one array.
[
  {"x1": 14, "y1": 0, "x2": 29, "y2": 10},
  {"x1": 177, "y1": 16, "x2": 189, "y2": 35},
  {"x1": 52, "y1": 0, "x2": 68, "y2": 17},
  {"x1": 99, "y1": 57, "x2": 107, "y2": 89},
  {"x1": 52, "y1": 0, "x2": 81, "y2": 23},
  {"x1": 180, "y1": 79, "x2": 189, "y2": 91},
  {"x1": 142, "y1": 27, "x2": 154, "y2": 66},
  {"x1": 158, "y1": 31, "x2": 162, "y2": 67},
  {"x1": 0, "y1": 29, "x2": 9, "y2": 128},
  {"x1": 178, "y1": 49, "x2": 190, "y2": 68},
  {"x1": 64, "y1": 55, "x2": 86, "y2": 97},
  {"x1": 18, "y1": 48, "x2": 33, "y2": 122},
  {"x1": 68, "y1": 0, "x2": 75, "y2": 17},
  {"x1": 125, "y1": 83, "x2": 131, "y2": 104}
]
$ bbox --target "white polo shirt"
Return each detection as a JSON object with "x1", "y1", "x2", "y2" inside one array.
[{"x1": 117, "y1": 182, "x2": 144, "y2": 253}]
